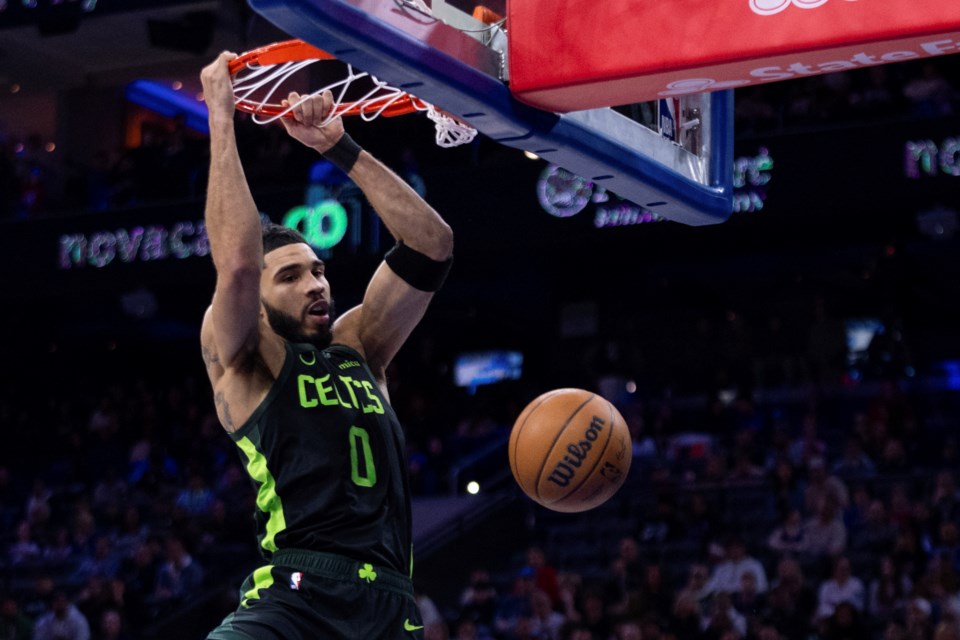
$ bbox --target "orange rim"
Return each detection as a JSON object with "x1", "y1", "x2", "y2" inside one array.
[{"x1": 228, "y1": 39, "x2": 422, "y2": 118}]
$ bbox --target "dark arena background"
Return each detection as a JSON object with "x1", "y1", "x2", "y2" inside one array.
[{"x1": 2, "y1": 2, "x2": 960, "y2": 639}]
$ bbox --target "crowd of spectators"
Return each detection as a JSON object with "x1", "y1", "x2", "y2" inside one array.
[
  {"x1": 417, "y1": 380, "x2": 960, "y2": 640},
  {"x1": 0, "y1": 363, "x2": 257, "y2": 639},
  {"x1": 734, "y1": 58, "x2": 960, "y2": 136}
]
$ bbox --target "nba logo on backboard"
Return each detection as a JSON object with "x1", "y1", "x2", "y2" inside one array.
[
  {"x1": 658, "y1": 98, "x2": 679, "y2": 142},
  {"x1": 290, "y1": 571, "x2": 302, "y2": 590}
]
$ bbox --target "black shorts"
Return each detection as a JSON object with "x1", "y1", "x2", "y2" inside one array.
[{"x1": 206, "y1": 549, "x2": 425, "y2": 640}]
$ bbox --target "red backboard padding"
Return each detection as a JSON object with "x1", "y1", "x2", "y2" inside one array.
[{"x1": 507, "y1": 0, "x2": 960, "y2": 112}]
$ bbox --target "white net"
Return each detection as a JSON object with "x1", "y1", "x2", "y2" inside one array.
[{"x1": 231, "y1": 57, "x2": 477, "y2": 148}]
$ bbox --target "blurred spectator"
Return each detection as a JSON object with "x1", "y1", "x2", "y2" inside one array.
[
  {"x1": 804, "y1": 497, "x2": 848, "y2": 558},
  {"x1": 76, "y1": 577, "x2": 113, "y2": 632},
  {"x1": 821, "y1": 601, "x2": 866, "y2": 640},
  {"x1": 902, "y1": 62, "x2": 956, "y2": 118},
  {"x1": 703, "y1": 537, "x2": 769, "y2": 596},
  {"x1": 893, "y1": 528, "x2": 926, "y2": 580},
  {"x1": 639, "y1": 496, "x2": 683, "y2": 544},
  {"x1": 91, "y1": 468, "x2": 128, "y2": 525},
  {"x1": 769, "y1": 459, "x2": 804, "y2": 517},
  {"x1": 701, "y1": 591, "x2": 746, "y2": 639},
  {"x1": 73, "y1": 536, "x2": 120, "y2": 583},
  {"x1": 153, "y1": 535, "x2": 204, "y2": 610},
  {"x1": 675, "y1": 563, "x2": 710, "y2": 611},
  {"x1": 416, "y1": 588, "x2": 442, "y2": 628},
  {"x1": 612, "y1": 619, "x2": 642, "y2": 640},
  {"x1": 526, "y1": 546, "x2": 561, "y2": 608},
  {"x1": 71, "y1": 507, "x2": 98, "y2": 558},
  {"x1": 528, "y1": 589, "x2": 565, "y2": 640},
  {"x1": 766, "y1": 583, "x2": 812, "y2": 640},
  {"x1": 831, "y1": 438, "x2": 876, "y2": 481},
  {"x1": 633, "y1": 564, "x2": 673, "y2": 619},
  {"x1": 931, "y1": 522, "x2": 960, "y2": 573},
  {"x1": 868, "y1": 555, "x2": 913, "y2": 627},
  {"x1": 424, "y1": 619, "x2": 449, "y2": 640},
  {"x1": 21, "y1": 576, "x2": 56, "y2": 621},
  {"x1": 8, "y1": 520, "x2": 41, "y2": 566},
  {"x1": 669, "y1": 592, "x2": 703, "y2": 640},
  {"x1": 614, "y1": 537, "x2": 644, "y2": 593},
  {"x1": 889, "y1": 485, "x2": 917, "y2": 530},
  {"x1": 931, "y1": 471, "x2": 960, "y2": 532},
  {"x1": 815, "y1": 556, "x2": 865, "y2": 623},
  {"x1": 935, "y1": 622, "x2": 960, "y2": 640},
  {"x1": 459, "y1": 568, "x2": 498, "y2": 633},
  {"x1": 842, "y1": 485, "x2": 872, "y2": 537},
  {"x1": 904, "y1": 597, "x2": 934, "y2": 640},
  {"x1": 558, "y1": 622, "x2": 594, "y2": 640},
  {"x1": 113, "y1": 507, "x2": 148, "y2": 559},
  {"x1": 575, "y1": 590, "x2": 611, "y2": 640},
  {"x1": 452, "y1": 618, "x2": 486, "y2": 640},
  {"x1": 119, "y1": 541, "x2": 160, "y2": 599},
  {"x1": 885, "y1": 621, "x2": 908, "y2": 640},
  {"x1": 33, "y1": 591, "x2": 91, "y2": 640},
  {"x1": 95, "y1": 608, "x2": 134, "y2": 640},
  {"x1": 0, "y1": 595, "x2": 32, "y2": 640},
  {"x1": 683, "y1": 492, "x2": 722, "y2": 551},
  {"x1": 493, "y1": 567, "x2": 537, "y2": 638},
  {"x1": 803, "y1": 457, "x2": 850, "y2": 515},
  {"x1": 43, "y1": 527, "x2": 76, "y2": 564},
  {"x1": 731, "y1": 570, "x2": 766, "y2": 623},
  {"x1": 768, "y1": 508, "x2": 811, "y2": 556},
  {"x1": 25, "y1": 479, "x2": 52, "y2": 527},
  {"x1": 854, "y1": 500, "x2": 898, "y2": 554},
  {"x1": 878, "y1": 439, "x2": 910, "y2": 474},
  {"x1": 173, "y1": 473, "x2": 216, "y2": 518}
]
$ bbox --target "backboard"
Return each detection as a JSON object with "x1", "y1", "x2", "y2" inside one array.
[{"x1": 245, "y1": 0, "x2": 734, "y2": 226}]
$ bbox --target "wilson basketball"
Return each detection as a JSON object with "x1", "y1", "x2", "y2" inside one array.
[{"x1": 508, "y1": 388, "x2": 631, "y2": 513}]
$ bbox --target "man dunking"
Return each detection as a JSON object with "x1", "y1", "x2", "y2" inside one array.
[{"x1": 199, "y1": 51, "x2": 453, "y2": 639}]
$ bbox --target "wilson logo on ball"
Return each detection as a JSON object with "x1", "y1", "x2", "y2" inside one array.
[
  {"x1": 509, "y1": 388, "x2": 631, "y2": 513},
  {"x1": 547, "y1": 415, "x2": 605, "y2": 487}
]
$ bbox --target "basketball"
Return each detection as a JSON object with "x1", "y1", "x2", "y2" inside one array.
[{"x1": 508, "y1": 388, "x2": 632, "y2": 513}]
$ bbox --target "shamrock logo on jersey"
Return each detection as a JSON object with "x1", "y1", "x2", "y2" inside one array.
[{"x1": 358, "y1": 563, "x2": 378, "y2": 583}]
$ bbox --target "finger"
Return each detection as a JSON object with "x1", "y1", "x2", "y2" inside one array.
[
  {"x1": 321, "y1": 90, "x2": 335, "y2": 121},
  {"x1": 300, "y1": 94, "x2": 316, "y2": 125},
  {"x1": 287, "y1": 91, "x2": 303, "y2": 123}
]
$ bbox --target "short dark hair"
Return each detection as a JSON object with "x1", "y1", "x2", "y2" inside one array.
[{"x1": 262, "y1": 222, "x2": 308, "y2": 255}]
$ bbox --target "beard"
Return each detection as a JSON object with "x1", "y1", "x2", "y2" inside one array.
[{"x1": 263, "y1": 299, "x2": 337, "y2": 350}]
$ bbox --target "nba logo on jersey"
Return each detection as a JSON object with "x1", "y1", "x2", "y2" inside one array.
[{"x1": 290, "y1": 571, "x2": 302, "y2": 590}]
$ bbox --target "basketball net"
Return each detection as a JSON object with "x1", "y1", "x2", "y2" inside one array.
[{"x1": 230, "y1": 46, "x2": 478, "y2": 149}]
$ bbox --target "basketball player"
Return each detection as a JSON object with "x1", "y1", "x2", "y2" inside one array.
[{"x1": 199, "y1": 51, "x2": 453, "y2": 639}]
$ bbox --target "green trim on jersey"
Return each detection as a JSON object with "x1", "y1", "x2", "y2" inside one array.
[
  {"x1": 240, "y1": 565, "x2": 275, "y2": 608},
  {"x1": 236, "y1": 435, "x2": 287, "y2": 553}
]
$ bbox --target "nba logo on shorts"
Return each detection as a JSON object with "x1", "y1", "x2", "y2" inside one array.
[{"x1": 290, "y1": 571, "x2": 302, "y2": 590}]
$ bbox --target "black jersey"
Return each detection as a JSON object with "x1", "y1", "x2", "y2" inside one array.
[{"x1": 229, "y1": 342, "x2": 412, "y2": 574}]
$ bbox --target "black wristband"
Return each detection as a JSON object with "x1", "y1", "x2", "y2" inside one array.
[
  {"x1": 322, "y1": 133, "x2": 363, "y2": 174},
  {"x1": 384, "y1": 241, "x2": 453, "y2": 292}
]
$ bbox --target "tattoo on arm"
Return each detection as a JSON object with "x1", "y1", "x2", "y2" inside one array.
[
  {"x1": 202, "y1": 345, "x2": 220, "y2": 369},
  {"x1": 214, "y1": 390, "x2": 235, "y2": 429}
]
